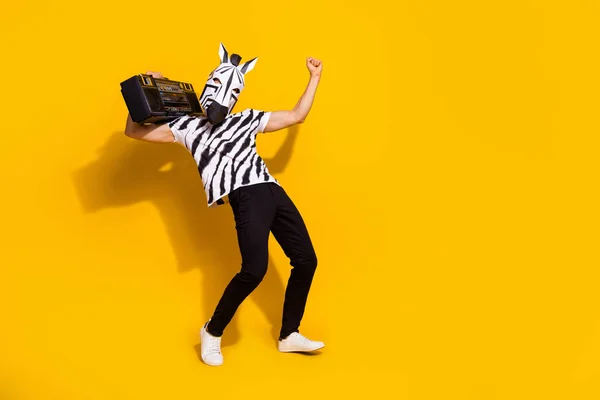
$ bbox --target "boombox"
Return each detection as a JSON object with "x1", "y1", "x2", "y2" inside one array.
[{"x1": 120, "y1": 74, "x2": 204, "y2": 124}]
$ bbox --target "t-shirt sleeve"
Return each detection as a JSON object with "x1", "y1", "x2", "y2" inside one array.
[
  {"x1": 168, "y1": 115, "x2": 196, "y2": 146},
  {"x1": 256, "y1": 111, "x2": 271, "y2": 134}
]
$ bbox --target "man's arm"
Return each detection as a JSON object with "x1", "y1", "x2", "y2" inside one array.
[
  {"x1": 263, "y1": 57, "x2": 322, "y2": 133},
  {"x1": 124, "y1": 71, "x2": 176, "y2": 143},
  {"x1": 125, "y1": 113, "x2": 175, "y2": 143}
]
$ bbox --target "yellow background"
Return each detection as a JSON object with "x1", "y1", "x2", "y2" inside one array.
[{"x1": 1, "y1": 0, "x2": 599, "y2": 398}]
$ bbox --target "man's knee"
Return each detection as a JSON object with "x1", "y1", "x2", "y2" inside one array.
[
  {"x1": 308, "y1": 253, "x2": 318, "y2": 270},
  {"x1": 237, "y1": 265, "x2": 267, "y2": 286},
  {"x1": 292, "y1": 252, "x2": 318, "y2": 272}
]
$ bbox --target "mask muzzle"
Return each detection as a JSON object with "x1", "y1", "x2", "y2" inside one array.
[{"x1": 206, "y1": 102, "x2": 229, "y2": 125}]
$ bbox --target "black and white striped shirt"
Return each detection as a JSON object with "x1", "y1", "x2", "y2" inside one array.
[{"x1": 168, "y1": 108, "x2": 280, "y2": 207}]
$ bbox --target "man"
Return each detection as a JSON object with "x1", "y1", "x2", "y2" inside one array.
[{"x1": 124, "y1": 43, "x2": 324, "y2": 366}]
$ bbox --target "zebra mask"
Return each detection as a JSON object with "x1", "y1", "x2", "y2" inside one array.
[{"x1": 199, "y1": 43, "x2": 258, "y2": 125}]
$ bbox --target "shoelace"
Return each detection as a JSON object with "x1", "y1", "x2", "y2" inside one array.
[
  {"x1": 292, "y1": 333, "x2": 312, "y2": 344},
  {"x1": 206, "y1": 337, "x2": 222, "y2": 354}
]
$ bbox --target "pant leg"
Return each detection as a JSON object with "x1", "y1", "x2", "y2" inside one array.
[
  {"x1": 270, "y1": 185, "x2": 318, "y2": 340},
  {"x1": 207, "y1": 183, "x2": 276, "y2": 337}
]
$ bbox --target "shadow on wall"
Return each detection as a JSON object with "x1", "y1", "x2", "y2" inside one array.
[{"x1": 71, "y1": 124, "x2": 300, "y2": 349}]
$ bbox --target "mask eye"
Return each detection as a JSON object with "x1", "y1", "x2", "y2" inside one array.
[
  {"x1": 213, "y1": 78, "x2": 221, "y2": 84},
  {"x1": 233, "y1": 88, "x2": 240, "y2": 94}
]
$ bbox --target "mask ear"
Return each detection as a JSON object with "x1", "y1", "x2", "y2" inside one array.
[
  {"x1": 219, "y1": 43, "x2": 229, "y2": 63},
  {"x1": 239, "y1": 57, "x2": 258, "y2": 74}
]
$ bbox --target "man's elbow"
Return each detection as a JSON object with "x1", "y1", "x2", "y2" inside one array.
[
  {"x1": 292, "y1": 111, "x2": 306, "y2": 124},
  {"x1": 124, "y1": 114, "x2": 147, "y2": 139},
  {"x1": 124, "y1": 123, "x2": 146, "y2": 139},
  {"x1": 124, "y1": 129, "x2": 136, "y2": 139}
]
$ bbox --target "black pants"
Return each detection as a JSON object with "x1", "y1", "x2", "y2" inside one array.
[{"x1": 206, "y1": 182, "x2": 318, "y2": 340}]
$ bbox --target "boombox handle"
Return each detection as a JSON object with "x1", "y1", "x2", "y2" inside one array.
[
  {"x1": 139, "y1": 73, "x2": 170, "y2": 79},
  {"x1": 138, "y1": 73, "x2": 172, "y2": 86}
]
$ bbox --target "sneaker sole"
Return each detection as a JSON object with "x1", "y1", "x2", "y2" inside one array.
[
  {"x1": 278, "y1": 343, "x2": 325, "y2": 353},
  {"x1": 202, "y1": 358, "x2": 223, "y2": 366}
]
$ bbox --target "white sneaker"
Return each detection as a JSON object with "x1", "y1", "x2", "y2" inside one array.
[
  {"x1": 278, "y1": 332, "x2": 325, "y2": 353},
  {"x1": 200, "y1": 321, "x2": 223, "y2": 366}
]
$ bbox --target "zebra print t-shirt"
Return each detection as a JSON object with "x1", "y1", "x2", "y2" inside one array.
[{"x1": 168, "y1": 108, "x2": 280, "y2": 208}]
